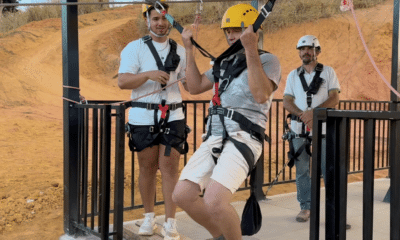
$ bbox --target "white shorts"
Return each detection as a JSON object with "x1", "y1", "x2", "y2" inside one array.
[{"x1": 179, "y1": 131, "x2": 263, "y2": 194}]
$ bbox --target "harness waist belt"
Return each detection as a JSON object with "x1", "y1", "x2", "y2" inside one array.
[
  {"x1": 208, "y1": 107, "x2": 267, "y2": 142},
  {"x1": 128, "y1": 102, "x2": 183, "y2": 111}
]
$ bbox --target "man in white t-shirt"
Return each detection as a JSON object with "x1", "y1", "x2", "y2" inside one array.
[
  {"x1": 283, "y1": 35, "x2": 348, "y2": 226},
  {"x1": 118, "y1": 2, "x2": 187, "y2": 239}
]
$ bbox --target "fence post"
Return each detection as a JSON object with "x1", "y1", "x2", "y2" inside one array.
[
  {"x1": 325, "y1": 116, "x2": 339, "y2": 240},
  {"x1": 363, "y1": 119, "x2": 375, "y2": 240},
  {"x1": 310, "y1": 108, "x2": 326, "y2": 240},
  {"x1": 390, "y1": 119, "x2": 400, "y2": 239},
  {"x1": 338, "y1": 117, "x2": 350, "y2": 239},
  {"x1": 62, "y1": 0, "x2": 80, "y2": 235},
  {"x1": 100, "y1": 105, "x2": 112, "y2": 240},
  {"x1": 113, "y1": 105, "x2": 126, "y2": 240}
]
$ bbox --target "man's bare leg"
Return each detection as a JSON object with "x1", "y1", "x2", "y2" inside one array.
[
  {"x1": 158, "y1": 145, "x2": 180, "y2": 220},
  {"x1": 203, "y1": 180, "x2": 241, "y2": 240},
  {"x1": 173, "y1": 180, "x2": 222, "y2": 237},
  {"x1": 137, "y1": 145, "x2": 159, "y2": 213}
]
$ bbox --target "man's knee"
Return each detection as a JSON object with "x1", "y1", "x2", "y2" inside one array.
[
  {"x1": 204, "y1": 196, "x2": 228, "y2": 218},
  {"x1": 172, "y1": 180, "x2": 201, "y2": 206},
  {"x1": 202, "y1": 180, "x2": 233, "y2": 217}
]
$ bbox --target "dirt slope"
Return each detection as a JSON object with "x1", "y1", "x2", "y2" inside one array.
[{"x1": 0, "y1": 1, "x2": 394, "y2": 238}]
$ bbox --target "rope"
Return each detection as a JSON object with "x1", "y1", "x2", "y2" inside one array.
[
  {"x1": 62, "y1": 85, "x2": 82, "y2": 104},
  {"x1": 264, "y1": 159, "x2": 291, "y2": 196},
  {"x1": 192, "y1": 0, "x2": 203, "y2": 58},
  {"x1": 346, "y1": 0, "x2": 400, "y2": 99},
  {"x1": 61, "y1": 77, "x2": 186, "y2": 106},
  {"x1": 110, "y1": 77, "x2": 186, "y2": 106}
]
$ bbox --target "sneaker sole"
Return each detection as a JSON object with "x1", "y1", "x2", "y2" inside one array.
[
  {"x1": 160, "y1": 227, "x2": 180, "y2": 240},
  {"x1": 296, "y1": 217, "x2": 309, "y2": 222},
  {"x1": 136, "y1": 222, "x2": 157, "y2": 236}
]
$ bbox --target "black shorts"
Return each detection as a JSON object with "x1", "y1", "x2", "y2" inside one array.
[{"x1": 126, "y1": 119, "x2": 189, "y2": 156}]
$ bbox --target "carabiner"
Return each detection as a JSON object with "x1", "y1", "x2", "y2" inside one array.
[
  {"x1": 198, "y1": 0, "x2": 203, "y2": 14},
  {"x1": 154, "y1": 1, "x2": 167, "y2": 15}
]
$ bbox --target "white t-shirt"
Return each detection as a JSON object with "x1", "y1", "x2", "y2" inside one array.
[
  {"x1": 118, "y1": 37, "x2": 186, "y2": 125},
  {"x1": 283, "y1": 64, "x2": 340, "y2": 135}
]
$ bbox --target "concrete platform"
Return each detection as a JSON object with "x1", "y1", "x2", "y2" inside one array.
[{"x1": 60, "y1": 178, "x2": 391, "y2": 240}]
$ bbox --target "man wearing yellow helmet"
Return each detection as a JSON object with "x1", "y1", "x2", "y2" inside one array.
[
  {"x1": 172, "y1": 3, "x2": 281, "y2": 239},
  {"x1": 118, "y1": 2, "x2": 188, "y2": 240}
]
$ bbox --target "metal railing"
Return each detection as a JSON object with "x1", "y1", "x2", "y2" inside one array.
[
  {"x1": 68, "y1": 99, "x2": 394, "y2": 239},
  {"x1": 310, "y1": 108, "x2": 400, "y2": 240}
]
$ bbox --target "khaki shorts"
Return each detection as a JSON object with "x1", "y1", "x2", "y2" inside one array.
[{"x1": 179, "y1": 131, "x2": 262, "y2": 194}]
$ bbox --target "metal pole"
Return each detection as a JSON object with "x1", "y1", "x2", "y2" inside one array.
[
  {"x1": 391, "y1": 0, "x2": 399, "y2": 110},
  {"x1": 390, "y1": 119, "x2": 400, "y2": 240},
  {"x1": 385, "y1": 0, "x2": 400, "y2": 204},
  {"x1": 62, "y1": 0, "x2": 80, "y2": 236}
]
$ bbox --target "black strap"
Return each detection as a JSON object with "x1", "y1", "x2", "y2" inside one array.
[
  {"x1": 229, "y1": 136, "x2": 255, "y2": 175},
  {"x1": 164, "y1": 13, "x2": 216, "y2": 60},
  {"x1": 127, "y1": 102, "x2": 183, "y2": 111},
  {"x1": 298, "y1": 63, "x2": 324, "y2": 108},
  {"x1": 142, "y1": 36, "x2": 180, "y2": 89},
  {"x1": 154, "y1": 99, "x2": 169, "y2": 131},
  {"x1": 208, "y1": 107, "x2": 270, "y2": 143},
  {"x1": 143, "y1": 35, "x2": 165, "y2": 72},
  {"x1": 213, "y1": 54, "x2": 247, "y2": 90},
  {"x1": 164, "y1": 0, "x2": 276, "y2": 62},
  {"x1": 212, "y1": 50, "x2": 269, "y2": 101},
  {"x1": 287, "y1": 136, "x2": 311, "y2": 168},
  {"x1": 210, "y1": 114, "x2": 255, "y2": 176}
]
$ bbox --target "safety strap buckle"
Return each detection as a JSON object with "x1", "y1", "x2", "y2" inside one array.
[
  {"x1": 158, "y1": 103, "x2": 169, "y2": 119},
  {"x1": 147, "y1": 103, "x2": 152, "y2": 110},
  {"x1": 142, "y1": 35, "x2": 152, "y2": 42},
  {"x1": 169, "y1": 104, "x2": 177, "y2": 111},
  {"x1": 226, "y1": 108, "x2": 234, "y2": 120},
  {"x1": 164, "y1": 128, "x2": 170, "y2": 134},
  {"x1": 149, "y1": 126, "x2": 154, "y2": 133},
  {"x1": 260, "y1": 5, "x2": 270, "y2": 18}
]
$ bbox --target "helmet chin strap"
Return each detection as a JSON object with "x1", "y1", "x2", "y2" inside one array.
[
  {"x1": 146, "y1": 10, "x2": 172, "y2": 38},
  {"x1": 312, "y1": 43, "x2": 317, "y2": 62}
]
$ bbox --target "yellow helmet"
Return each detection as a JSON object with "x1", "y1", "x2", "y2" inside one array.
[
  {"x1": 142, "y1": 1, "x2": 167, "y2": 19},
  {"x1": 142, "y1": 4, "x2": 151, "y2": 17},
  {"x1": 221, "y1": 4, "x2": 259, "y2": 29}
]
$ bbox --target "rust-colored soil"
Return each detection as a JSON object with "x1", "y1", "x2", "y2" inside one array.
[{"x1": 0, "y1": 1, "x2": 393, "y2": 239}]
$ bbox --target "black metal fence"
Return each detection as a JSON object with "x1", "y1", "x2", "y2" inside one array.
[
  {"x1": 68, "y1": 99, "x2": 393, "y2": 239},
  {"x1": 310, "y1": 108, "x2": 400, "y2": 240}
]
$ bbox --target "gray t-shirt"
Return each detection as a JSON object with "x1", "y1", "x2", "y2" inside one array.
[{"x1": 204, "y1": 52, "x2": 281, "y2": 136}]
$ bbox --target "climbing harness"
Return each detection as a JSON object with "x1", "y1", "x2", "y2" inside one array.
[
  {"x1": 122, "y1": 34, "x2": 186, "y2": 157},
  {"x1": 299, "y1": 63, "x2": 324, "y2": 112},
  {"x1": 283, "y1": 63, "x2": 325, "y2": 168},
  {"x1": 205, "y1": 51, "x2": 272, "y2": 176},
  {"x1": 125, "y1": 100, "x2": 189, "y2": 156}
]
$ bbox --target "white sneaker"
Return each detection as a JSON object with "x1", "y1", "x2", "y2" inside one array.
[
  {"x1": 161, "y1": 218, "x2": 180, "y2": 240},
  {"x1": 138, "y1": 212, "x2": 156, "y2": 235}
]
